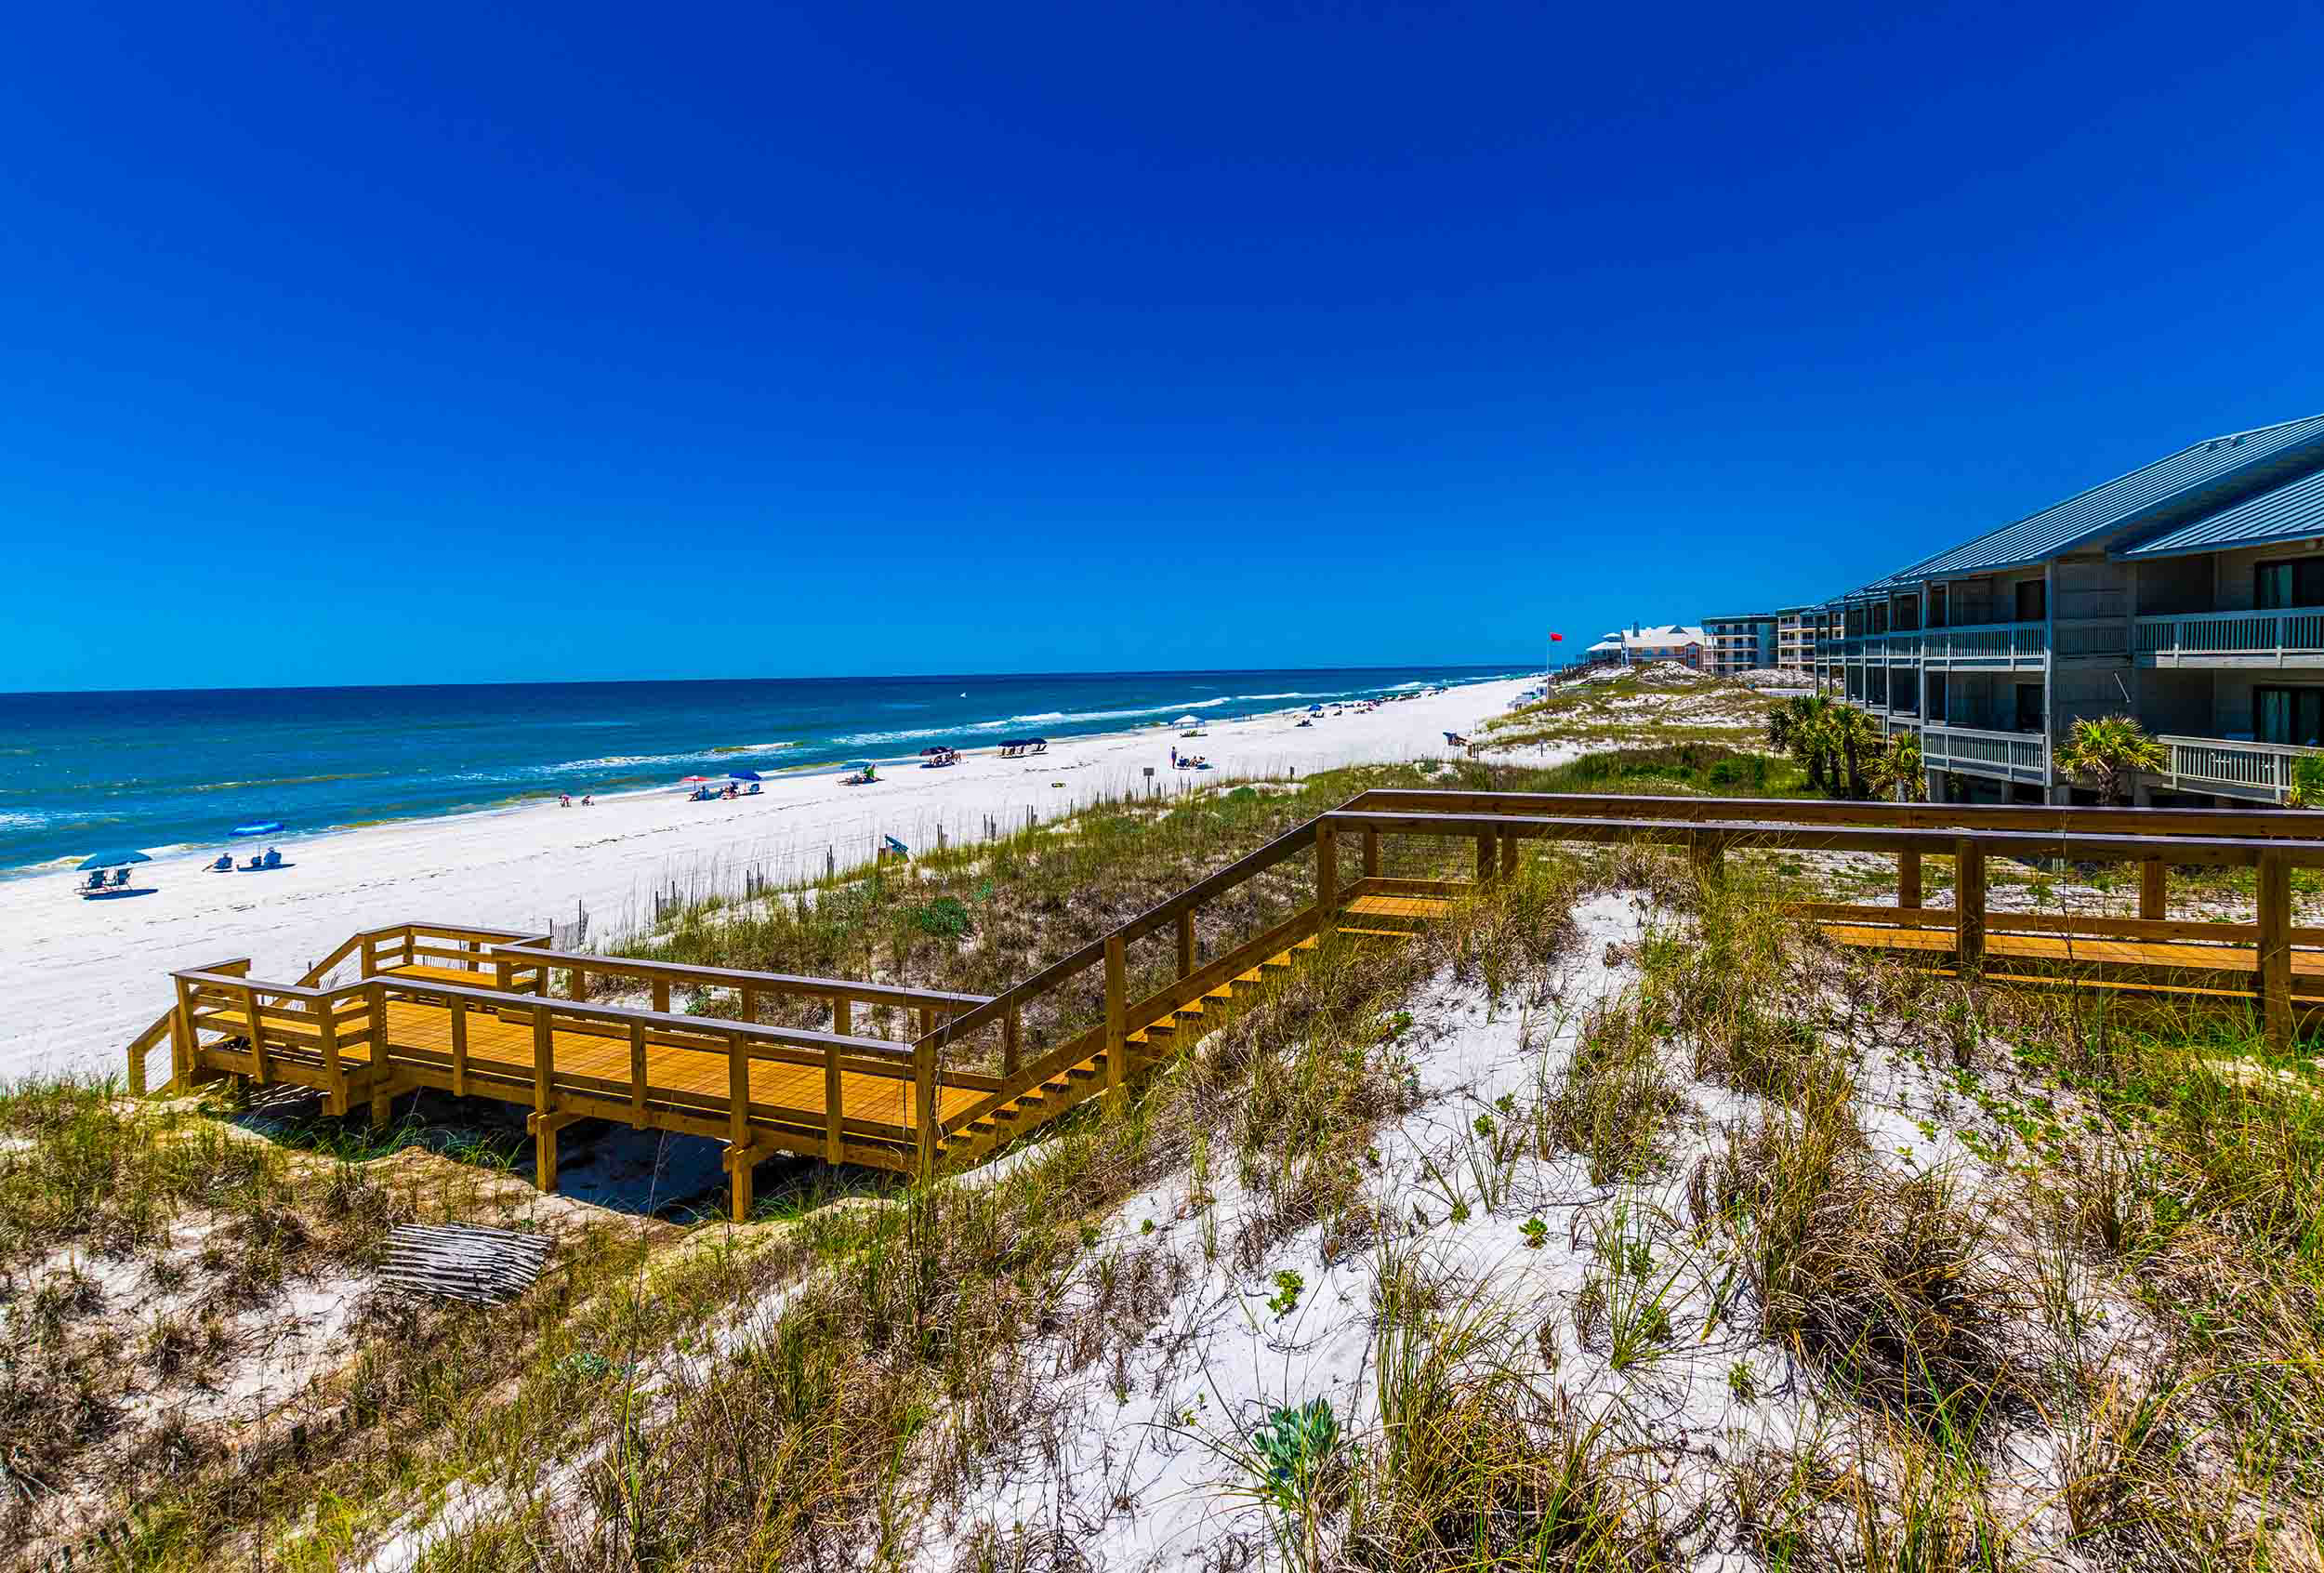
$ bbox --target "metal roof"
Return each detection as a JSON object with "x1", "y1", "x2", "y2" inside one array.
[
  {"x1": 2114, "y1": 466, "x2": 2324, "y2": 561},
  {"x1": 1855, "y1": 413, "x2": 2324, "y2": 589}
]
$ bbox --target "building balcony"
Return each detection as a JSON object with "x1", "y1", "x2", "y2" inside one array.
[
  {"x1": 2133, "y1": 608, "x2": 2324, "y2": 668},
  {"x1": 1919, "y1": 622, "x2": 2045, "y2": 668},
  {"x1": 2149, "y1": 734, "x2": 2323, "y2": 803},
  {"x1": 1922, "y1": 723, "x2": 2048, "y2": 785}
]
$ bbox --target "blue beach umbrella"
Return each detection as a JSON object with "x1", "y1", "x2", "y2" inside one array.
[
  {"x1": 77, "y1": 850, "x2": 152, "y2": 871},
  {"x1": 231, "y1": 820, "x2": 284, "y2": 838},
  {"x1": 727, "y1": 770, "x2": 762, "y2": 782}
]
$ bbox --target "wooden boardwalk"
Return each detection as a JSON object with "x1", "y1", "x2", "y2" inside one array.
[{"x1": 129, "y1": 788, "x2": 2324, "y2": 1221}]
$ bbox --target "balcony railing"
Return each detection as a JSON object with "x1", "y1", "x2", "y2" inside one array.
[
  {"x1": 1921, "y1": 623, "x2": 2045, "y2": 667},
  {"x1": 2134, "y1": 608, "x2": 2324, "y2": 667},
  {"x1": 1922, "y1": 723, "x2": 2047, "y2": 784},
  {"x1": 2152, "y1": 734, "x2": 2322, "y2": 801}
]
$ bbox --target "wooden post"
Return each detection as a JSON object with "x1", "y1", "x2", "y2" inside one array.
[
  {"x1": 827, "y1": 997, "x2": 850, "y2": 1164},
  {"x1": 728, "y1": 1029, "x2": 753, "y2": 1219},
  {"x1": 1475, "y1": 832, "x2": 1493, "y2": 883},
  {"x1": 318, "y1": 995, "x2": 342, "y2": 1088},
  {"x1": 1003, "y1": 1003, "x2": 1021, "y2": 1077},
  {"x1": 1499, "y1": 833, "x2": 1520, "y2": 883},
  {"x1": 913, "y1": 1029, "x2": 938, "y2": 1177},
  {"x1": 1899, "y1": 849, "x2": 1922, "y2": 909},
  {"x1": 652, "y1": 978, "x2": 670, "y2": 1014},
  {"x1": 1177, "y1": 909, "x2": 1196, "y2": 978},
  {"x1": 1362, "y1": 828, "x2": 1380, "y2": 879},
  {"x1": 2140, "y1": 858, "x2": 2166, "y2": 922},
  {"x1": 532, "y1": 1008, "x2": 557, "y2": 1191},
  {"x1": 1103, "y1": 932, "x2": 1128, "y2": 1115},
  {"x1": 2259, "y1": 850, "x2": 2292, "y2": 1053},
  {"x1": 449, "y1": 997, "x2": 469, "y2": 1097},
  {"x1": 367, "y1": 985, "x2": 391, "y2": 1123},
  {"x1": 740, "y1": 986, "x2": 758, "y2": 1024},
  {"x1": 570, "y1": 963, "x2": 588, "y2": 1002},
  {"x1": 628, "y1": 1021, "x2": 648, "y2": 1129},
  {"x1": 1954, "y1": 839, "x2": 1987, "y2": 972},
  {"x1": 1688, "y1": 832, "x2": 1723, "y2": 890},
  {"x1": 170, "y1": 977, "x2": 193, "y2": 1092},
  {"x1": 1316, "y1": 824, "x2": 1339, "y2": 919},
  {"x1": 360, "y1": 936, "x2": 377, "y2": 980},
  {"x1": 240, "y1": 985, "x2": 270, "y2": 1087}
]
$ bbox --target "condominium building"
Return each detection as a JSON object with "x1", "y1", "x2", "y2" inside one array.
[
  {"x1": 1776, "y1": 603, "x2": 1832, "y2": 672},
  {"x1": 1817, "y1": 413, "x2": 2324, "y2": 804},
  {"x1": 1703, "y1": 613, "x2": 1779, "y2": 676}
]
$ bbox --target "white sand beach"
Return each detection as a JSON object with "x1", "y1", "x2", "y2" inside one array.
[{"x1": 0, "y1": 677, "x2": 1540, "y2": 1084}]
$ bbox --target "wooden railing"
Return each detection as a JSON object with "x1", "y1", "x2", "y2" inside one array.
[{"x1": 1318, "y1": 789, "x2": 2324, "y2": 1050}]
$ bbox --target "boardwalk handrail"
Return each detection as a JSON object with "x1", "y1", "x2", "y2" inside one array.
[
  {"x1": 1342, "y1": 787, "x2": 2324, "y2": 840},
  {"x1": 490, "y1": 944, "x2": 991, "y2": 1016}
]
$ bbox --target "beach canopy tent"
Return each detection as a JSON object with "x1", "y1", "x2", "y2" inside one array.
[
  {"x1": 1174, "y1": 715, "x2": 1201, "y2": 725},
  {"x1": 78, "y1": 850, "x2": 152, "y2": 871},
  {"x1": 230, "y1": 820, "x2": 284, "y2": 838},
  {"x1": 680, "y1": 775, "x2": 709, "y2": 783},
  {"x1": 727, "y1": 770, "x2": 762, "y2": 782}
]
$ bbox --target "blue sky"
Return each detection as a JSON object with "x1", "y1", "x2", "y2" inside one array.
[{"x1": 4, "y1": 2, "x2": 2321, "y2": 691}]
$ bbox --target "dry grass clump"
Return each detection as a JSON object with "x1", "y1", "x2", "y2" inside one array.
[
  {"x1": 1347, "y1": 1249, "x2": 1671, "y2": 1569},
  {"x1": 1540, "y1": 998, "x2": 1682, "y2": 1184},
  {"x1": 1717, "y1": 1117, "x2": 2028, "y2": 1438}
]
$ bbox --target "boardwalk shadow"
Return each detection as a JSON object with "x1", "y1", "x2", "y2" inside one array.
[{"x1": 224, "y1": 1085, "x2": 878, "y2": 1222}]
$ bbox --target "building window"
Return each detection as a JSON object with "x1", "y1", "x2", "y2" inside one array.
[
  {"x1": 2014, "y1": 682, "x2": 2044, "y2": 734},
  {"x1": 2254, "y1": 686, "x2": 2324, "y2": 747},
  {"x1": 2255, "y1": 559, "x2": 2324, "y2": 611},
  {"x1": 2014, "y1": 579, "x2": 2046, "y2": 624},
  {"x1": 1928, "y1": 585, "x2": 1948, "y2": 628}
]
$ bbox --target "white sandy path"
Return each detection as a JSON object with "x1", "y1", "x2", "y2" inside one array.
[{"x1": 0, "y1": 678, "x2": 1542, "y2": 1084}]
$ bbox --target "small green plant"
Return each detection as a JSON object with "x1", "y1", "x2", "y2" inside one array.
[
  {"x1": 1266, "y1": 1268, "x2": 1305, "y2": 1317},
  {"x1": 910, "y1": 895, "x2": 971, "y2": 937},
  {"x1": 1248, "y1": 1398, "x2": 1339, "y2": 1508},
  {"x1": 1520, "y1": 1216, "x2": 1548, "y2": 1249},
  {"x1": 1728, "y1": 1359, "x2": 1758, "y2": 1403}
]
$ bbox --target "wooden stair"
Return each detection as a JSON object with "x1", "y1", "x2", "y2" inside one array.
[{"x1": 938, "y1": 919, "x2": 1429, "y2": 1161}]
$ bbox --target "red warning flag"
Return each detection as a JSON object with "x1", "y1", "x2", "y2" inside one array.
[{"x1": 1550, "y1": 632, "x2": 1564, "y2": 642}]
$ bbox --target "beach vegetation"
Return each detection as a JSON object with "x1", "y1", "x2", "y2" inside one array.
[
  {"x1": 2055, "y1": 715, "x2": 2169, "y2": 806},
  {"x1": 20, "y1": 747, "x2": 2324, "y2": 1566}
]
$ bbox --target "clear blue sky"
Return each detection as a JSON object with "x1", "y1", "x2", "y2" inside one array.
[{"x1": 5, "y1": 2, "x2": 2321, "y2": 692}]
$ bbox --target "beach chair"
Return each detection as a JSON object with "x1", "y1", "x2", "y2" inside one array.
[
  {"x1": 110, "y1": 867, "x2": 130, "y2": 886},
  {"x1": 243, "y1": 855, "x2": 263, "y2": 872},
  {"x1": 209, "y1": 854, "x2": 232, "y2": 872},
  {"x1": 85, "y1": 871, "x2": 106, "y2": 891},
  {"x1": 261, "y1": 850, "x2": 282, "y2": 869}
]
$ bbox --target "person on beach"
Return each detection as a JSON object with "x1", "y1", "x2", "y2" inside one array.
[
  {"x1": 581, "y1": 794, "x2": 593, "y2": 806},
  {"x1": 559, "y1": 793, "x2": 571, "y2": 808}
]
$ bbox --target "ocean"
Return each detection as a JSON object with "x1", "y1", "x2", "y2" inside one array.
[{"x1": 0, "y1": 665, "x2": 1518, "y2": 874}]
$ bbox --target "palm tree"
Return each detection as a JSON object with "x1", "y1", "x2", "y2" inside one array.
[
  {"x1": 1767, "y1": 694, "x2": 1836, "y2": 792},
  {"x1": 2053, "y1": 715, "x2": 2167, "y2": 806},
  {"x1": 1829, "y1": 706, "x2": 1885, "y2": 800},
  {"x1": 1879, "y1": 729, "x2": 1928, "y2": 802}
]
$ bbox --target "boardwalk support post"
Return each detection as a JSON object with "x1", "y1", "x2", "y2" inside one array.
[
  {"x1": 2259, "y1": 849, "x2": 2292, "y2": 1054},
  {"x1": 1689, "y1": 832, "x2": 1723, "y2": 890},
  {"x1": 1177, "y1": 910, "x2": 1196, "y2": 978},
  {"x1": 729, "y1": 1029, "x2": 754, "y2": 1218},
  {"x1": 1499, "y1": 833, "x2": 1519, "y2": 883},
  {"x1": 1954, "y1": 839, "x2": 1987, "y2": 972},
  {"x1": 1002, "y1": 1003, "x2": 1021, "y2": 1077},
  {"x1": 1899, "y1": 849, "x2": 1921, "y2": 909},
  {"x1": 627, "y1": 1020, "x2": 648, "y2": 1128},
  {"x1": 1362, "y1": 828, "x2": 1380, "y2": 879},
  {"x1": 2140, "y1": 858, "x2": 2166, "y2": 921},
  {"x1": 532, "y1": 1009, "x2": 557, "y2": 1192},
  {"x1": 1475, "y1": 832, "x2": 1493, "y2": 883},
  {"x1": 1317, "y1": 823, "x2": 1339, "y2": 919},
  {"x1": 1104, "y1": 932, "x2": 1128, "y2": 1116},
  {"x1": 827, "y1": 998, "x2": 849, "y2": 1164},
  {"x1": 914, "y1": 1024, "x2": 938, "y2": 1178}
]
